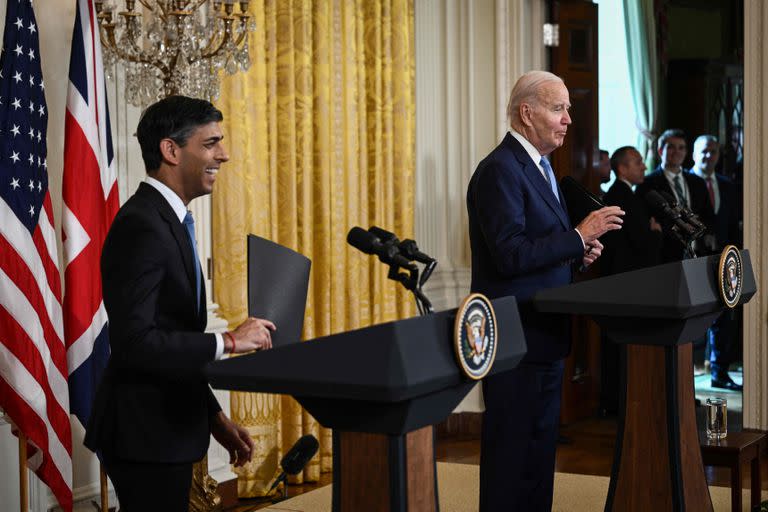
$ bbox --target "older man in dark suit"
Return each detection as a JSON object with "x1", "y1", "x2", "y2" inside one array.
[
  {"x1": 691, "y1": 135, "x2": 742, "y2": 390},
  {"x1": 85, "y1": 96, "x2": 276, "y2": 511},
  {"x1": 467, "y1": 70, "x2": 624, "y2": 511}
]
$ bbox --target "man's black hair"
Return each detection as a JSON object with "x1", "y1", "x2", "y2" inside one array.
[
  {"x1": 656, "y1": 128, "x2": 686, "y2": 152},
  {"x1": 610, "y1": 146, "x2": 638, "y2": 173},
  {"x1": 136, "y1": 95, "x2": 224, "y2": 173}
]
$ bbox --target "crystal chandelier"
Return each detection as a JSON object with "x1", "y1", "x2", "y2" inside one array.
[{"x1": 95, "y1": 0, "x2": 255, "y2": 107}]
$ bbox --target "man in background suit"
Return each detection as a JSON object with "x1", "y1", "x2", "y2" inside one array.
[
  {"x1": 636, "y1": 129, "x2": 714, "y2": 262},
  {"x1": 691, "y1": 135, "x2": 742, "y2": 390},
  {"x1": 85, "y1": 96, "x2": 276, "y2": 511},
  {"x1": 601, "y1": 146, "x2": 662, "y2": 275},
  {"x1": 599, "y1": 146, "x2": 662, "y2": 413},
  {"x1": 467, "y1": 70, "x2": 624, "y2": 511}
]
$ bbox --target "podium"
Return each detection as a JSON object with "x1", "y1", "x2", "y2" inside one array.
[
  {"x1": 535, "y1": 251, "x2": 756, "y2": 511},
  {"x1": 206, "y1": 296, "x2": 526, "y2": 512}
]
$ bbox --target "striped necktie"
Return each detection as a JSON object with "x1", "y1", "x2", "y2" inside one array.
[{"x1": 673, "y1": 174, "x2": 686, "y2": 206}]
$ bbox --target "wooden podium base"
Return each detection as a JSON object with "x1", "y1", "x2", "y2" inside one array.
[
  {"x1": 606, "y1": 343, "x2": 713, "y2": 511},
  {"x1": 332, "y1": 426, "x2": 438, "y2": 512}
]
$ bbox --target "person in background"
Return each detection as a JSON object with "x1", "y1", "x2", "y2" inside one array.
[
  {"x1": 599, "y1": 146, "x2": 662, "y2": 414},
  {"x1": 691, "y1": 134, "x2": 742, "y2": 391},
  {"x1": 636, "y1": 129, "x2": 714, "y2": 262}
]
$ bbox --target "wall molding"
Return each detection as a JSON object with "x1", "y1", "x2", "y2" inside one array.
[{"x1": 742, "y1": 0, "x2": 767, "y2": 430}]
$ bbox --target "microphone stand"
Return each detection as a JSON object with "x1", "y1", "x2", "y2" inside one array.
[{"x1": 385, "y1": 260, "x2": 435, "y2": 316}]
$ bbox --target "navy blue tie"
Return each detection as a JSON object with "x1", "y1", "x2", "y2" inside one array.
[
  {"x1": 540, "y1": 157, "x2": 560, "y2": 203},
  {"x1": 183, "y1": 211, "x2": 201, "y2": 313}
]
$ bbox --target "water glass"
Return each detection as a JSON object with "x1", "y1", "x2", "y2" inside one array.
[{"x1": 705, "y1": 397, "x2": 727, "y2": 440}]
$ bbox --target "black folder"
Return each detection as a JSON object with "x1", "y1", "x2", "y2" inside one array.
[{"x1": 247, "y1": 234, "x2": 311, "y2": 347}]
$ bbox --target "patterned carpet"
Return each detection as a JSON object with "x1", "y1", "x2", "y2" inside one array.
[{"x1": 260, "y1": 462, "x2": 766, "y2": 512}]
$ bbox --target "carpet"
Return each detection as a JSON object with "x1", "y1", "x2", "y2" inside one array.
[{"x1": 260, "y1": 462, "x2": 767, "y2": 512}]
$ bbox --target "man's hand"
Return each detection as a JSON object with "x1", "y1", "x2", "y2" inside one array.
[
  {"x1": 582, "y1": 239, "x2": 603, "y2": 268},
  {"x1": 211, "y1": 411, "x2": 254, "y2": 467},
  {"x1": 576, "y1": 206, "x2": 625, "y2": 243},
  {"x1": 230, "y1": 317, "x2": 276, "y2": 353},
  {"x1": 650, "y1": 216, "x2": 662, "y2": 233}
]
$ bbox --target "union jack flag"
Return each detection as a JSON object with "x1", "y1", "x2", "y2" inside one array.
[
  {"x1": 63, "y1": 0, "x2": 118, "y2": 430},
  {"x1": 0, "y1": 1, "x2": 73, "y2": 510}
]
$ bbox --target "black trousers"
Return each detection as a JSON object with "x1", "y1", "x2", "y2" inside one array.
[
  {"x1": 479, "y1": 360, "x2": 565, "y2": 512},
  {"x1": 104, "y1": 456, "x2": 193, "y2": 512}
]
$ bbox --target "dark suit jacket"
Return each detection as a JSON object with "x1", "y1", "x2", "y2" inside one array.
[
  {"x1": 709, "y1": 173, "x2": 740, "y2": 251},
  {"x1": 467, "y1": 132, "x2": 583, "y2": 363},
  {"x1": 85, "y1": 183, "x2": 221, "y2": 464},
  {"x1": 601, "y1": 180, "x2": 662, "y2": 275},
  {"x1": 635, "y1": 167, "x2": 714, "y2": 262}
]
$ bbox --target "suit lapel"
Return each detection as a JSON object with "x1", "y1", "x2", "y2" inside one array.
[
  {"x1": 503, "y1": 134, "x2": 570, "y2": 229},
  {"x1": 137, "y1": 183, "x2": 199, "y2": 311}
]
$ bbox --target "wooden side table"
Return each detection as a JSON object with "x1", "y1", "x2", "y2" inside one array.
[{"x1": 700, "y1": 430, "x2": 766, "y2": 512}]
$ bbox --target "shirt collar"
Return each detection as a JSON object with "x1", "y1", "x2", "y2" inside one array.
[
  {"x1": 509, "y1": 128, "x2": 544, "y2": 169},
  {"x1": 145, "y1": 176, "x2": 187, "y2": 223},
  {"x1": 663, "y1": 167, "x2": 685, "y2": 182},
  {"x1": 619, "y1": 178, "x2": 634, "y2": 189},
  {"x1": 692, "y1": 168, "x2": 715, "y2": 180}
]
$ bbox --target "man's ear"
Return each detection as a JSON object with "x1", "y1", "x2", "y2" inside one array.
[
  {"x1": 520, "y1": 103, "x2": 534, "y2": 127},
  {"x1": 159, "y1": 138, "x2": 180, "y2": 166},
  {"x1": 657, "y1": 145, "x2": 664, "y2": 158}
]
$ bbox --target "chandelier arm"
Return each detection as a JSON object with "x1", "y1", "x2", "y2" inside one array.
[
  {"x1": 104, "y1": 24, "x2": 171, "y2": 75},
  {"x1": 199, "y1": 20, "x2": 233, "y2": 58},
  {"x1": 137, "y1": 0, "x2": 158, "y2": 14},
  {"x1": 232, "y1": 16, "x2": 250, "y2": 47},
  {"x1": 189, "y1": 0, "x2": 209, "y2": 12}
]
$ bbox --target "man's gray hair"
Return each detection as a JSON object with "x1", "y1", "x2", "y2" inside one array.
[
  {"x1": 693, "y1": 134, "x2": 718, "y2": 149},
  {"x1": 506, "y1": 70, "x2": 565, "y2": 128}
]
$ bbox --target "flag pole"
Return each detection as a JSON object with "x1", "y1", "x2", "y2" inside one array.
[
  {"x1": 100, "y1": 463, "x2": 109, "y2": 512},
  {"x1": 18, "y1": 432, "x2": 28, "y2": 512}
]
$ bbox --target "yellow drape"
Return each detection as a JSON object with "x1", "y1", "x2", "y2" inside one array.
[{"x1": 212, "y1": 0, "x2": 415, "y2": 497}]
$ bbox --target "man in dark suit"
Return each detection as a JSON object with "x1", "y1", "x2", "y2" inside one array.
[
  {"x1": 635, "y1": 129, "x2": 714, "y2": 262},
  {"x1": 601, "y1": 146, "x2": 662, "y2": 275},
  {"x1": 467, "y1": 70, "x2": 624, "y2": 511},
  {"x1": 85, "y1": 96, "x2": 276, "y2": 511},
  {"x1": 599, "y1": 146, "x2": 662, "y2": 413},
  {"x1": 691, "y1": 135, "x2": 742, "y2": 390}
]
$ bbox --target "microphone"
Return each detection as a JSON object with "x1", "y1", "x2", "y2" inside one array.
[
  {"x1": 644, "y1": 190, "x2": 699, "y2": 238},
  {"x1": 560, "y1": 176, "x2": 605, "y2": 208},
  {"x1": 368, "y1": 226, "x2": 435, "y2": 264},
  {"x1": 658, "y1": 190, "x2": 707, "y2": 234},
  {"x1": 269, "y1": 434, "x2": 319, "y2": 493},
  {"x1": 347, "y1": 227, "x2": 416, "y2": 270}
]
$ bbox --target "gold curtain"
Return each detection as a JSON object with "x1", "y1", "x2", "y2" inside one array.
[{"x1": 212, "y1": 0, "x2": 415, "y2": 497}]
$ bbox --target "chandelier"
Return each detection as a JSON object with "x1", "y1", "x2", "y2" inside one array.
[{"x1": 94, "y1": 0, "x2": 255, "y2": 107}]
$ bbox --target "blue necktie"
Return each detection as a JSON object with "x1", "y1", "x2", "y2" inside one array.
[
  {"x1": 183, "y1": 211, "x2": 201, "y2": 313},
  {"x1": 540, "y1": 157, "x2": 560, "y2": 203}
]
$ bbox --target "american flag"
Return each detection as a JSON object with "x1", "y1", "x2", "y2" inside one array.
[
  {"x1": 0, "y1": 1, "x2": 73, "y2": 511},
  {"x1": 63, "y1": 0, "x2": 118, "y2": 430}
]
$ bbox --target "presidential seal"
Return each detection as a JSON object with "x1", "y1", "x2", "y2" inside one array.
[
  {"x1": 718, "y1": 245, "x2": 743, "y2": 309},
  {"x1": 454, "y1": 293, "x2": 497, "y2": 380}
]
